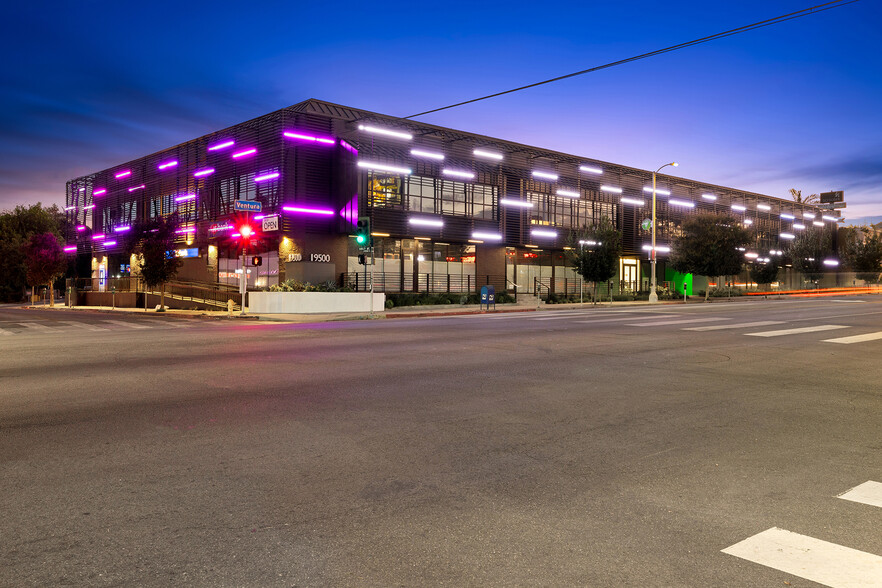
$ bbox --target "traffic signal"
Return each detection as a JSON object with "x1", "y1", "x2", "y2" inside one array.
[
  {"x1": 251, "y1": 256, "x2": 263, "y2": 266},
  {"x1": 355, "y1": 217, "x2": 370, "y2": 247},
  {"x1": 239, "y1": 224, "x2": 254, "y2": 240},
  {"x1": 357, "y1": 253, "x2": 366, "y2": 265}
]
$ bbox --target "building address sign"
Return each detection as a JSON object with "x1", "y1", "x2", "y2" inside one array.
[{"x1": 286, "y1": 253, "x2": 331, "y2": 263}]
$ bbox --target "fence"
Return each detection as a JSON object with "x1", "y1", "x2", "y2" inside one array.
[
  {"x1": 66, "y1": 277, "x2": 241, "y2": 308},
  {"x1": 342, "y1": 273, "x2": 508, "y2": 294}
]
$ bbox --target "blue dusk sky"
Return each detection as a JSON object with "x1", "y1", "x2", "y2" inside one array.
[{"x1": 1, "y1": 1, "x2": 880, "y2": 219}]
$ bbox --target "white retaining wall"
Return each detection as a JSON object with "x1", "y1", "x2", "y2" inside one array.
[{"x1": 248, "y1": 292, "x2": 385, "y2": 314}]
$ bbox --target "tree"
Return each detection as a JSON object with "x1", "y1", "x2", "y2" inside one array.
[
  {"x1": 124, "y1": 214, "x2": 182, "y2": 311},
  {"x1": 787, "y1": 227, "x2": 832, "y2": 285},
  {"x1": 749, "y1": 258, "x2": 780, "y2": 290},
  {"x1": 842, "y1": 226, "x2": 882, "y2": 283},
  {"x1": 0, "y1": 203, "x2": 67, "y2": 302},
  {"x1": 669, "y1": 213, "x2": 752, "y2": 300},
  {"x1": 566, "y1": 217, "x2": 622, "y2": 304},
  {"x1": 22, "y1": 232, "x2": 67, "y2": 306},
  {"x1": 789, "y1": 188, "x2": 820, "y2": 205}
]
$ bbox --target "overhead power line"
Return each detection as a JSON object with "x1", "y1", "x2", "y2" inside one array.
[{"x1": 405, "y1": 0, "x2": 859, "y2": 119}]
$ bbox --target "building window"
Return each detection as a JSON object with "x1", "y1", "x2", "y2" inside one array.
[{"x1": 369, "y1": 173, "x2": 403, "y2": 208}]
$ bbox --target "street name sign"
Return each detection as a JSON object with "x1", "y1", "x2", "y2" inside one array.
[
  {"x1": 820, "y1": 191, "x2": 844, "y2": 204},
  {"x1": 234, "y1": 200, "x2": 262, "y2": 212}
]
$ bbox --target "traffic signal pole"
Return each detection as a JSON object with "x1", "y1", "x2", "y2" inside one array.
[
  {"x1": 369, "y1": 243, "x2": 375, "y2": 318},
  {"x1": 240, "y1": 246, "x2": 247, "y2": 316}
]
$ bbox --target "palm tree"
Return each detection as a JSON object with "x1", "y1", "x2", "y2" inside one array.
[{"x1": 789, "y1": 188, "x2": 820, "y2": 205}]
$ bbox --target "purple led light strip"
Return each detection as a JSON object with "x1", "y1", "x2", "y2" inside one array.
[
  {"x1": 93, "y1": 188, "x2": 107, "y2": 196},
  {"x1": 232, "y1": 148, "x2": 257, "y2": 159},
  {"x1": 193, "y1": 168, "x2": 215, "y2": 178},
  {"x1": 340, "y1": 139, "x2": 358, "y2": 154},
  {"x1": 282, "y1": 205, "x2": 335, "y2": 216},
  {"x1": 254, "y1": 172, "x2": 280, "y2": 183},
  {"x1": 128, "y1": 184, "x2": 145, "y2": 192},
  {"x1": 114, "y1": 170, "x2": 131, "y2": 179},
  {"x1": 282, "y1": 131, "x2": 335, "y2": 145},
  {"x1": 174, "y1": 194, "x2": 197, "y2": 202},
  {"x1": 158, "y1": 160, "x2": 178, "y2": 170},
  {"x1": 207, "y1": 139, "x2": 235, "y2": 151},
  {"x1": 63, "y1": 245, "x2": 77, "y2": 252}
]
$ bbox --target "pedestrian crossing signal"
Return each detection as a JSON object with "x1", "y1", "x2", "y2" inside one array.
[{"x1": 251, "y1": 256, "x2": 262, "y2": 266}]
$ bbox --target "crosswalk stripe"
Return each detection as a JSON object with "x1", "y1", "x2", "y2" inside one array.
[
  {"x1": 745, "y1": 324, "x2": 847, "y2": 337},
  {"x1": 0, "y1": 328, "x2": 11, "y2": 335},
  {"x1": 18, "y1": 322, "x2": 58, "y2": 333},
  {"x1": 58, "y1": 320, "x2": 109, "y2": 332},
  {"x1": 683, "y1": 321, "x2": 784, "y2": 331},
  {"x1": 722, "y1": 527, "x2": 882, "y2": 588},
  {"x1": 625, "y1": 317, "x2": 728, "y2": 327},
  {"x1": 838, "y1": 480, "x2": 882, "y2": 508},
  {"x1": 485, "y1": 310, "x2": 573, "y2": 320},
  {"x1": 136, "y1": 319, "x2": 188, "y2": 328},
  {"x1": 103, "y1": 319, "x2": 152, "y2": 330},
  {"x1": 574, "y1": 314, "x2": 679, "y2": 324},
  {"x1": 822, "y1": 331, "x2": 882, "y2": 345}
]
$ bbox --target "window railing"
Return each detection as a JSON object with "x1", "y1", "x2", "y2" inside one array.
[{"x1": 342, "y1": 272, "x2": 507, "y2": 294}]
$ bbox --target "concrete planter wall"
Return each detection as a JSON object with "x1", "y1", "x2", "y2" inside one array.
[{"x1": 248, "y1": 291, "x2": 385, "y2": 314}]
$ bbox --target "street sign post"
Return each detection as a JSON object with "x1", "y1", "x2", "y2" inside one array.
[{"x1": 234, "y1": 200, "x2": 262, "y2": 213}]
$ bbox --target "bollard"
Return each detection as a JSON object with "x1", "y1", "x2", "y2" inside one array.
[{"x1": 227, "y1": 298, "x2": 234, "y2": 317}]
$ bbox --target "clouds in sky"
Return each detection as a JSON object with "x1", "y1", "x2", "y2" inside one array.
[{"x1": 1, "y1": 0, "x2": 879, "y2": 219}]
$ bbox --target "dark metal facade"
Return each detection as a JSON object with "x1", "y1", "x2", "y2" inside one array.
[{"x1": 65, "y1": 98, "x2": 836, "y2": 278}]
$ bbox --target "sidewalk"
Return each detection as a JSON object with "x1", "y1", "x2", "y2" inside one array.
[{"x1": 21, "y1": 295, "x2": 753, "y2": 324}]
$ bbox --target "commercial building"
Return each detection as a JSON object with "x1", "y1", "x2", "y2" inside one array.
[{"x1": 65, "y1": 98, "x2": 836, "y2": 296}]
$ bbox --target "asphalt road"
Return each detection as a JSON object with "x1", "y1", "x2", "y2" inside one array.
[{"x1": 1, "y1": 299, "x2": 880, "y2": 587}]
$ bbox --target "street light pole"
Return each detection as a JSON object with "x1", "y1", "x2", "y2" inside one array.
[{"x1": 649, "y1": 162, "x2": 678, "y2": 304}]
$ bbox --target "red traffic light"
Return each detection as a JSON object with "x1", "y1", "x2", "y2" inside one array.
[{"x1": 239, "y1": 225, "x2": 253, "y2": 239}]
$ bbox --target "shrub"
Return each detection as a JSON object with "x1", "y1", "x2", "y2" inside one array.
[
  {"x1": 270, "y1": 279, "x2": 351, "y2": 292},
  {"x1": 386, "y1": 291, "x2": 509, "y2": 307},
  {"x1": 707, "y1": 286, "x2": 742, "y2": 298}
]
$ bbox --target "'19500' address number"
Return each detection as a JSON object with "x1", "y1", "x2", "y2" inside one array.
[{"x1": 310, "y1": 253, "x2": 331, "y2": 263}]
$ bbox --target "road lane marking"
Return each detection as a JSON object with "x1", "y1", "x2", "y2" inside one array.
[
  {"x1": 822, "y1": 331, "x2": 882, "y2": 345},
  {"x1": 104, "y1": 319, "x2": 152, "y2": 329},
  {"x1": 135, "y1": 319, "x2": 189, "y2": 328},
  {"x1": 829, "y1": 299, "x2": 866, "y2": 303},
  {"x1": 485, "y1": 311, "x2": 573, "y2": 319},
  {"x1": 532, "y1": 312, "x2": 672, "y2": 321},
  {"x1": 683, "y1": 321, "x2": 784, "y2": 331},
  {"x1": 58, "y1": 320, "x2": 109, "y2": 332},
  {"x1": 625, "y1": 317, "x2": 728, "y2": 327},
  {"x1": 838, "y1": 481, "x2": 882, "y2": 508},
  {"x1": 722, "y1": 527, "x2": 882, "y2": 588},
  {"x1": 574, "y1": 314, "x2": 679, "y2": 324},
  {"x1": 18, "y1": 322, "x2": 58, "y2": 333},
  {"x1": 0, "y1": 328, "x2": 11, "y2": 335},
  {"x1": 745, "y1": 325, "x2": 848, "y2": 337}
]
